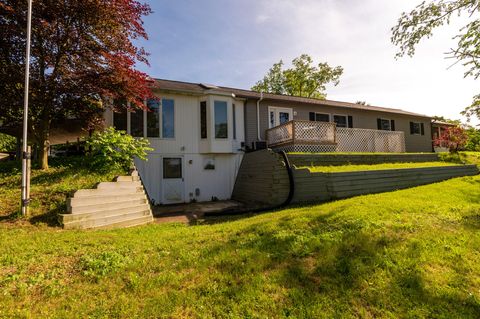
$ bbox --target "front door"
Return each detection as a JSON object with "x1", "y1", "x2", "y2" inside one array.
[
  {"x1": 269, "y1": 107, "x2": 293, "y2": 128},
  {"x1": 162, "y1": 157, "x2": 185, "y2": 204}
]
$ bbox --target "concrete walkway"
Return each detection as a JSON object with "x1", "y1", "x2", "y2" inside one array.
[{"x1": 153, "y1": 200, "x2": 252, "y2": 224}]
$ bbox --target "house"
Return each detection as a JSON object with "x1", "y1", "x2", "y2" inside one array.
[{"x1": 104, "y1": 78, "x2": 434, "y2": 205}]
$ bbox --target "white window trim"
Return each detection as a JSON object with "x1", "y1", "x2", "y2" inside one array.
[{"x1": 268, "y1": 106, "x2": 293, "y2": 129}]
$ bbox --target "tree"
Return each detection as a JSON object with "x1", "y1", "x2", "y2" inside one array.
[
  {"x1": 355, "y1": 101, "x2": 371, "y2": 106},
  {"x1": 251, "y1": 54, "x2": 343, "y2": 99},
  {"x1": 434, "y1": 126, "x2": 468, "y2": 153},
  {"x1": 465, "y1": 127, "x2": 480, "y2": 151},
  {"x1": 0, "y1": 0, "x2": 152, "y2": 169},
  {"x1": 432, "y1": 115, "x2": 462, "y2": 126},
  {"x1": 391, "y1": 1, "x2": 480, "y2": 121}
]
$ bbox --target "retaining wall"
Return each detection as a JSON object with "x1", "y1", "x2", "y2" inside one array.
[
  {"x1": 231, "y1": 149, "x2": 289, "y2": 207},
  {"x1": 232, "y1": 149, "x2": 478, "y2": 206},
  {"x1": 288, "y1": 153, "x2": 439, "y2": 167}
]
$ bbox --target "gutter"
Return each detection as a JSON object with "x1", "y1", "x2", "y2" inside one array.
[{"x1": 256, "y1": 92, "x2": 263, "y2": 141}]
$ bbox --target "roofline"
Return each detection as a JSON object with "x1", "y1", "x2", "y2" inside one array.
[{"x1": 152, "y1": 78, "x2": 432, "y2": 119}]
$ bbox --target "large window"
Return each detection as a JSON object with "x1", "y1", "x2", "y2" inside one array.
[
  {"x1": 147, "y1": 99, "x2": 160, "y2": 138},
  {"x1": 162, "y1": 99, "x2": 175, "y2": 138},
  {"x1": 130, "y1": 108, "x2": 144, "y2": 137},
  {"x1": 200, "y1": 101, "x2": 207, "y2": 139},
  {"x1": 214, "y1": 101, "x2": 228, "y2": 138}
]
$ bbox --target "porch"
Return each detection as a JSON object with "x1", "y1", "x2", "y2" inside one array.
[{"x1": 265, "y1": 120, "x2": 406, "y2": 153}]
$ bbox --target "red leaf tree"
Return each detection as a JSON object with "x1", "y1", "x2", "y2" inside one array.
[
  {"x1": 0, "y1": 0, "x2": 152, "y2": 169},
  {"x1": 433, "y1": 126, "x2": 468, "y2": 153}
]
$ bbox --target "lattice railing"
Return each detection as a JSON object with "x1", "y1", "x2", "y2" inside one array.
[
  {"x1": 266, "y1": 120, "x2": 336, "y2": 147},
  {"x1": 336, "y1": 128, "x2": 405, "y2": 153},
  {"x1": 266, "y1": 120, "x2": 406, "y2": 153}
]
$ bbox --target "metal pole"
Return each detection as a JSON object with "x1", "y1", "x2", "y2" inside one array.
[{"x1": 21, "y1": 0, "x2": 33, "y2": 216}]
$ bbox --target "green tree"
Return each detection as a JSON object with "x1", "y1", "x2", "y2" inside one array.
[
  {"x1": 251, "y1": 54, "x2": 343, "y2": 99},
  {"x1": 465, "y1": 128, "x2": 480, "y2": 151},
  {"x1": 391, "y1": 1, "x2": 480, "y2": 120},
  {"x1": 432, "y1": 115, "x2": 462, "y2": 126}
]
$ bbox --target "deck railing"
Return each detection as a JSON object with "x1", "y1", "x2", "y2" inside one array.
[
  {"x1": 265, "y1": 120, "x2": 406, "y2": 153},
  {"x1": 266, "y1": 120, "x2": 336, "y2": 148}
]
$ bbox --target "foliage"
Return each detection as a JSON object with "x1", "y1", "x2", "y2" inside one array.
[
  {"x1": 434, "y1": 126, "x2": 468, "y2": 152},
  {"x1": 0, "y1": 133, "x2": 15, "y2": 152},
  {"x1": 86, "y1": 127, "x2": 152, "y2": 171},
  {"x1": 303, "y1": 161, "x2": 458, "y2": 173},
  {"x1": 0, "y1": 0, "x2": 152, "y2": 169},
  {"x1": 355, "y1": 101, "x2": 371, "y2": 106},
  {"x1": 465, "y1": 127, "x2": 480, "y2": 151},
  {"x1": 80, "y1": 252, "x2": 130, "y2": 282},
  {"x1": 391, "y1": 0, "x2": 480, "y2": 120},
  {"x1": 2, "y1": 165, "x2": 480, "y2": 317},
  {"x1": 251, "y1": 54, "x2": 343, "y2": 99}
]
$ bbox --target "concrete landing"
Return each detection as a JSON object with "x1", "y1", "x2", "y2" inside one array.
[{"x1": 153, "y1": 200, "x2": 252, "y2": 224}]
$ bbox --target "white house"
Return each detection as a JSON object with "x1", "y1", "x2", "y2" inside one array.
[{"x1": 104, "y1": 80, "x2": 245, "y2": 204}]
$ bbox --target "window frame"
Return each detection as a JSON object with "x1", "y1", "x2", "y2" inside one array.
[
  {"x1": 200, "y1": 101, "x2": 207, "y2": 139},
  {"x1": 315, "y1": 112, "x2": 331, "y2": 122},
  {"x1": 379, "y1": 118, "x2": 392, "y2": 131},
  {"x1": 146, "y1": 98, "x2": 161, "y2": 138},
  {"x1": 410, "y1": 121, "x2": 422, "y2": 135},
  {"x1": 161, "y1": 98, "x2": 175, "y2": 139}
]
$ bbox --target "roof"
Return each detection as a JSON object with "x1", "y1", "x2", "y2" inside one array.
[
  {"x1": 151, "y1": 78, "x2": 432, "y2": 119},
  {"x1": 431, "y1": 120, "x2": 457, "y2": 126}
]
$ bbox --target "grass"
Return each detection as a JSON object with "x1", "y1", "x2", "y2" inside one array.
[
  {"x1": 300, "y1": 161, "x2": 460, "y2": 173},
  {"x1": 1, "y1": 154, "x2": 480, "y2": 317},
  {"x1": 0, "y1": 157, "x2": 125, "y2": 226}
]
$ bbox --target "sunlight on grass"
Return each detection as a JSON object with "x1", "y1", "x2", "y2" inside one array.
[{"x1": 300, "y1": 161, "x2": 460, "y2": 173}]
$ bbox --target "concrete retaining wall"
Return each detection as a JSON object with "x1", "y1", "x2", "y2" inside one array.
[
  {"x1": 231, "y1": 149, "x2": 289, "y2": 207},
  {"x1": 288, "y1": 153, "x2": 439, "y2": 167}
]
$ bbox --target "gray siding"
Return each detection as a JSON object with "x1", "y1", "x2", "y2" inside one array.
[{"x1": 245, "y1": 99, "x2": 433, "y2": 153}]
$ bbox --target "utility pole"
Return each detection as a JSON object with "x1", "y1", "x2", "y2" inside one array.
[{"x1": 21, "y1": 0, "x2": 33, "y2": 216}]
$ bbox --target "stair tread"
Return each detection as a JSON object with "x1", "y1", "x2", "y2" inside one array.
[{"x1": 63, "y1": 209, "x2": 152, "y2": 226}]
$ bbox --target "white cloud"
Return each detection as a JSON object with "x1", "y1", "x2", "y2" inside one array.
[
  {"x1": 255, "y1": 14, "x2": 270, "y2": 24},
  {"x1": 251, "y1": 0, "x2": 479, "y2": 123}
]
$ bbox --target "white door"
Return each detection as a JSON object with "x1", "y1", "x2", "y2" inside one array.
[
  {"x1": 162, "y1": 157, "x2": 185, "y2": 204},
  {"x1": 268, "y1": 107, "x2": 293, "y2": 128}
]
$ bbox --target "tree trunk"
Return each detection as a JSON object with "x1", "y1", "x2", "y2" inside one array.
[{"x1": 38, "y1": 139, "x2": 49, "y2": 170}]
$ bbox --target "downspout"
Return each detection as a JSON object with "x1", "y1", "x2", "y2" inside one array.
[{"x1": 256, "y1": 91, "x2": 263, "y2": 141}]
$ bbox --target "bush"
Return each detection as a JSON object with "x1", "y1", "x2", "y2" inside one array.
[
  {"x1": 0, "y1": 133, "x2": 16, "y2": 152},
  {"x1": 465, "y1": 128, "x2": 480, "y2": 151},
  {"x1": 86, "y1": 127, "x2": 153, "y2": 171},
  {"x1": 433, "y1": 126, "x2": 468, "y2": 153}
]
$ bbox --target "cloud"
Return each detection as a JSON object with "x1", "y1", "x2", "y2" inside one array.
[{"x1": 255, "y1": 14, "x2": 270, "y2": 24}]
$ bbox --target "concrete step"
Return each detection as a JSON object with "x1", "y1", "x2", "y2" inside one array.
[
  {"x1": 68, "y1": 198, "x2": 148, "y2": 214},
  {"x1": 94, "y1": 215, "x2": 154, "y2": 230},
  {"x1": 97, "y1": 181, "x2": 142, "y2": 189},
  {"x1": 60, "y1": 203, "x2": 151, "y2": 223},
  {"x1": 63, "y1": 210, "x2": 152, "y2": 230},
  {"x1": 74, "y1": 187, "x2": 144, "y2": 198},
  {"x1": 116, "y1": 176, "x2": 140, "y2": 182},
  {"x1": 68, "y1": 193, "x2": 146, "y2": 208}
]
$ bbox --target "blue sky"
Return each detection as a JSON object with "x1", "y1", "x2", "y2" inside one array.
[{"x1": 136, "y1": 0, "x2": 479, "y2": 123}]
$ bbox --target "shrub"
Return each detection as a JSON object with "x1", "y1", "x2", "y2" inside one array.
[
  {"x1": 464, "y1": 128, "x2": 480, "y2": 151},
  {"x1": 433, "y1": 126, "x2": 468, "y2": 153},
  {"x1": 0, "y1": 133, "x2": 16, "y2": 152},
  {"x1": 86, "y1": 127, "x2": 153, "y2": 171}
]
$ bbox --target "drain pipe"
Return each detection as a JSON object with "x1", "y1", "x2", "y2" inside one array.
[
  {"x1": 256, "y1": 92, "x2": 263, "y2": 141},
  {"x1": 279, "y1": 150, "x2": 295, "y2": 207}
]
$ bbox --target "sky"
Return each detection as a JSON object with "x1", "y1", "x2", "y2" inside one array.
[{"x1": 136, "y1": 0, "x2": 479, "y2": 123}]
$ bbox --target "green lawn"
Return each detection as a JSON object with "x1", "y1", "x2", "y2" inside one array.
[
  {"x1": 300, "y1": 161, "x2": 459, "y2": 173},
  {"x1": 1, "y1": 155, "x2": 480, "y2": 317}
]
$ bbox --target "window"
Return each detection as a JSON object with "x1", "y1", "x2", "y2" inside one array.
[
  {"x1": 377, "y1": 118, "x2": 395, "y2": 131},
  {"x1": 130, "y1": 108, "x2": 144, "y2": 137},
  {"x1": 333, "y1": 115, "x2": 348, "y2": 128},
  {"x1": 410, "y1": 122, "x2": 424, "y2": 135},
  {"x1": 147, "y1": 99, "x2": 160, "y2": 137},
  {"x1": 214, "y1": 101, "x2": 228, "y2": 138},
  {"x1": 200, "y1": 101, "x2": 207, "y2": 139},
  {"x1": 162, "y1": 99, "x2": 175, "y2": 138},
  {"x1": 113, "y1": 110, "x2": 127, "y2": 131},
  {"x1": 163, "y1": 158, "x2": 182, "y2": 179},
  {"x1": 233, "y1": 104, "x2": 236, "y2": 140},
  {"x1": 309, "y1": 112, "x2": 330, "y2": 122}
]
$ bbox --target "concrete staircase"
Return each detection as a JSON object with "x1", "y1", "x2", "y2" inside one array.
[{"x1": 59, "y1": 170, "x2": 153, "y2": 230}]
